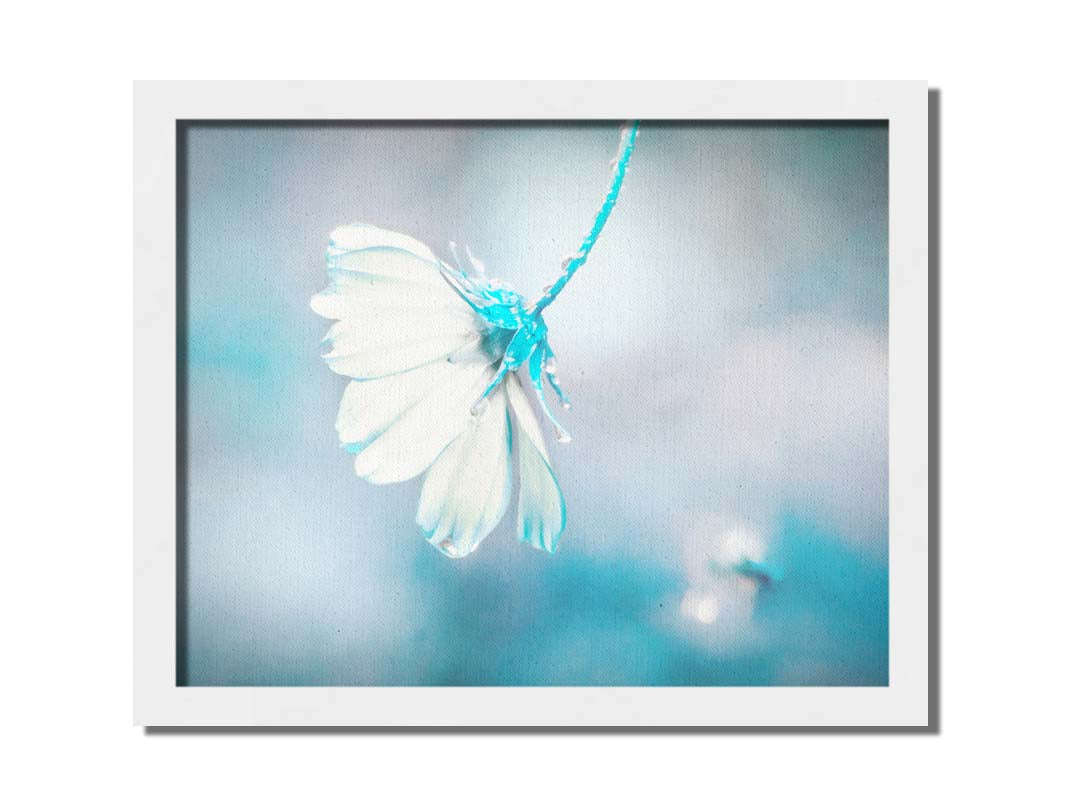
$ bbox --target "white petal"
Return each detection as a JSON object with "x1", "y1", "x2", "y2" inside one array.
[
  {"x1": 323, "y1": 307, "x2": 476, "y2": 350},
  {"x1": 311, "y1": 273, "x2": 467, "y2": 318},
  {"x1": 328, "y1": 223, "x2": 438, "y2": 263},
  {"x1": 416, "y1": 388, "x2": 511, "y2": 558},
  {"x1": 322, "y1": 304, "x2": 481, "y2": 380},
  {"x1": 325, "y1": 225, "x2": 448, "y2": 290},
  {"x1": 505, "y1": 375, "x2": 566, "y2": 553},
  {"x1": 324, "y1": 333, "x2": 477, "y2": 381},
  {"x1": 354, "y1": 361, "x2": 496, "y2": 484},
  {"x1": 312, "y1": 226, "x2": 482, "y2": 379},
  {"x1": 326, "y1": 247, "x2": 451, "y2": 288},
  {"x1": 335, "y1": 359, "x2": 459, "y2": 449}
]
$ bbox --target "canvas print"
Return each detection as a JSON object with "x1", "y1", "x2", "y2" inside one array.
[{"x1": 180, "y1": 120, "x2": 888, "y2": 686}]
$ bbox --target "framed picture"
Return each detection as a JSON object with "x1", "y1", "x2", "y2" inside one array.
[{"x1": 134, "y1": 81, "x2": 929, "y2": 727}]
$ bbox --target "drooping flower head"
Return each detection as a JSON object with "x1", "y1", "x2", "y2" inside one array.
[{"x1": 311, "y1": 122, "x2": 639, "y2": 557}]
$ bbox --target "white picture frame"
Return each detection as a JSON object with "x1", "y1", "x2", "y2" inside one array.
[{"x1": 134, "y1": 80, "x2": 929, "y2": 727}]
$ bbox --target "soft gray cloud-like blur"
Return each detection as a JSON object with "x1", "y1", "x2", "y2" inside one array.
[{"x1": 183, "y1": 121, "x2": 887, "y2": 686}]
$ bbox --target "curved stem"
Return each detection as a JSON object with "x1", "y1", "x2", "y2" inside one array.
[{"x1": 532, "y1": 120, "x2": 639, "y2": 314}]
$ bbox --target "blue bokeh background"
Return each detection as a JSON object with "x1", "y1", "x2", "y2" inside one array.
[{"x1": 183, "y1": 121, "x2": 888, "y2": 685}]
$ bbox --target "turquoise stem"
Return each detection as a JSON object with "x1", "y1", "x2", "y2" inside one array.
[{"x1": 531, "y1": 120, "x2": 639, "y2": 315}]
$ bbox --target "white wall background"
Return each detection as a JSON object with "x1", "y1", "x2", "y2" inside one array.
[{"x1": 3, "y1": 3, "x2": 1064, "y2": 797}]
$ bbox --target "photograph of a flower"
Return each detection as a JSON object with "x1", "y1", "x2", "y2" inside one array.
[{"x1": 181, "y1": 120, "x2": 888, "y2": 686}]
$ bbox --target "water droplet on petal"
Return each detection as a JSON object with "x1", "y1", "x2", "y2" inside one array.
[
  {"x1": 544, "y1": 357, "x2": 558, "y2": 375},
  {"x1": 561, "y1": 401, "x2": 572, "y2": 410},
  {"x1": 555, "y1": 429, "x2": 572, "y2": 444},
  {"x1": 470, "y1": 398, "x2": 487, "y2": 416}
]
